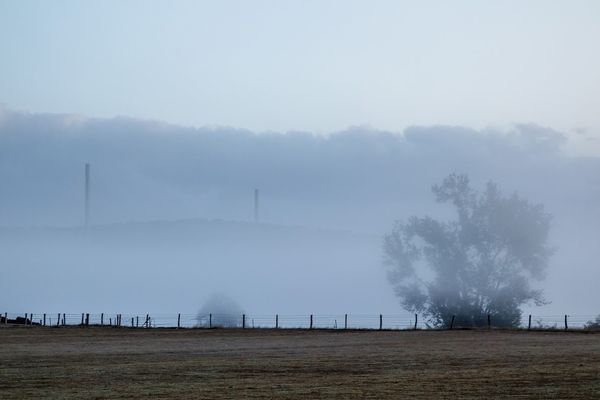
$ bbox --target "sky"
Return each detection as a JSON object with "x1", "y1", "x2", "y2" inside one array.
[{"x1": 1, "y1": 1, "x2": 600, "y2": 155}]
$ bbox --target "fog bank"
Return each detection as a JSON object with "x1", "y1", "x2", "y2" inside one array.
[{"x1": 1, "y1": 108, "x2": 599, "y2": 317}]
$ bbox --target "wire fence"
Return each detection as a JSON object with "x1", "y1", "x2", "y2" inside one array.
[{"x1": 2, "y1": 311, "x2": 599, "y2": 330}]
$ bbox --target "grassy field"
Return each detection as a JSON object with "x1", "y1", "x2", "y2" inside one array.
[{"x1": 1, "y1": 327, "x2": 599, "y2": 399}]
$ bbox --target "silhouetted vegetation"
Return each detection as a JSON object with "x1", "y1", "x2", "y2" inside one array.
[{"x1": 384, "y1": 173, "x2": 553, "y2": 328}]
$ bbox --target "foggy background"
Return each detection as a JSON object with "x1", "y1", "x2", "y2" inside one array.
[
  {"x1": 1, "y1": 1, "x2": 599, "y2": 320},
  {"x1": 1, "y1": 107, "x2": 599, "y2": 317}
]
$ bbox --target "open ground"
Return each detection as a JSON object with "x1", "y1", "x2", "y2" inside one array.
[{"x1": 1, "y1": 327, "x2": 599, "y2": 399}]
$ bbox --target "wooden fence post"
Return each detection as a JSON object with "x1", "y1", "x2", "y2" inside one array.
[
  {"x1": 310, "y1": 314, "x2": 313, "y2": 329},
  {"x1": 43, "y1": 314, "x2": 46, "y2": 326},
  {"x1": 275, "y1": 314, "x2": 279, "y2": 329},
  {"x1": 528, "y1": 315, "x2": 532, "y2": 330},
  {"x1": 81, "y1": 313, "x2": 84, "y2": 325},
  {"x1": 564, "y1": 315, "x2": 568, "y2": 330},
  {"x1": 344, "y1": 314, "x2": 348, "y2": 330},
  {"x1": 85, "y1": 313, "x2": 90, "y2": 326},
  {"x1": 487, "y1": 314, "x2": 491, "y2": 329},
  {"x1": 450, "y1": 315, "x2": 455, "y2": 330},
  {"x1": 131, "y1": 317, "x2": 134, "y2": 327},
  {"x1": 177, "y1": 313, "x2": 181, "y2": 329},
  {"x1": 109, "y1": 318, "x2": 112, "y2": 326},
  {"x1": 242, "y1": 314, "x2": 246, "y2": 329},
  {"x1": 414, "y1": 314, "x2": 418, "y2": 330},
  {"x1": 209, "y1": 313, "x2": 212, "y2": 328},
  {"x1": 379, "y1": 314, "x2": 383, "y2": 330},
  {"x1": 136, "y1": 316, "x2": 139, "y2": 327},
  {"x1": 101, "y1": 313, "x2": 104, "y2": 326},
  {"x1": 4, "y1": 312, "x2": 7, "y2": 325}
]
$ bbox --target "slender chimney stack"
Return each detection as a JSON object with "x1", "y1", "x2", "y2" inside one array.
[
  {"x1": 254, "y1": 188, "x2": 259, "y2": 223},
  {"x1": 84, "y1": 163, "x2": 90, "y2": 227}
]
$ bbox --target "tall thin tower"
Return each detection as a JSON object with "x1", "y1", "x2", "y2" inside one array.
[
  {"x1": 84, "y1": 163, "x2": 90, "y2": 227},
  {"x1": 254, "y1": 188, "x2": 259, "y2": 223}
]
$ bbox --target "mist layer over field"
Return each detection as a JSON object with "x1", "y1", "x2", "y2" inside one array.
[{"x1": 1, "y1": 108, "x2": 599, "y2": 316}]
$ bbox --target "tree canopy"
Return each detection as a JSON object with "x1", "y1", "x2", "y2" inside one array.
[{"x1": 384, "y1": 173, "x2": 553, "y2": 327}]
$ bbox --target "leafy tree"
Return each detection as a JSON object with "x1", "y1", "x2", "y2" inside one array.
[{"x1": 384, "y1": 173, "x2": 553, "y2": 328}]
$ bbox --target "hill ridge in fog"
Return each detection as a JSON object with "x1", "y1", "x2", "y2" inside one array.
[{"x1": 0, "y1": 217, "x2": 378, "y2": 242}]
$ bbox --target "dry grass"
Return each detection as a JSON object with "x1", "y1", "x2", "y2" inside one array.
[{"x1": 1, "y1": 326, "x2": 599, "y2": 399}]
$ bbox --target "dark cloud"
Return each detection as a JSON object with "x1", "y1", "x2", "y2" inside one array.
[{"x1": 1, "y1": 108, "x2": 591, "y2": 228}]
